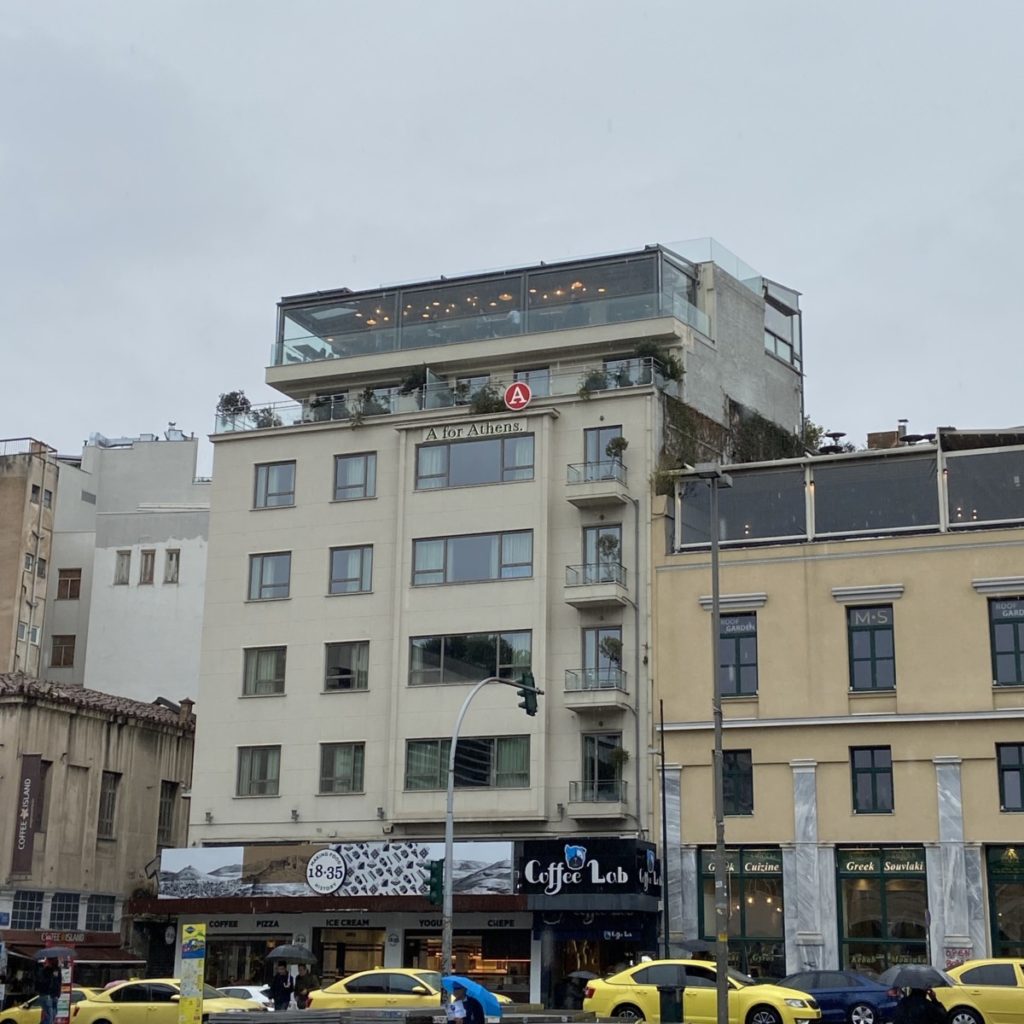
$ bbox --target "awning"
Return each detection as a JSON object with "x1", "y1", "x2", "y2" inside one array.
[{"x1": 7, "y1": 945, "x2": 146, "y2": 965}]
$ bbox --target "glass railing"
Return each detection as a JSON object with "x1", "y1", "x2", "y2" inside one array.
[
  {"x1": 569, "y1": 778, "x2": 628, "y2": 802},
  {"x1": 275, "y1": 251, "x2": 709, "y2": 366},
  {"x1": 215, "y1": 360, "x2": 670, "y2": 434},
  {"x1": 565, "y1": 563, "x2": 627, "y2": 587},
  {"x1": 565, "y1": 667, "x2": 628, "y2": 691},
  {"x1": 566, "y1": 460, "x2": 628, "y2": 485}
]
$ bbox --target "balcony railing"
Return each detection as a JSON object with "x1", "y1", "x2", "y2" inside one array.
[
  {"x1": 565, "y1": 668, "x2": 628, "y2": 692},
  {"x1": 569, "y1": 778, "x2": 628, "y2": 802},
  {"x1": 215, "y1": 360, "x2": 668, "y2": 434},
  {"x1": 566, "y1": 460, "x2": 627, "y2": 486},
  {"x1": 565, "y1": 562, "x2": 627, "y2": 587},
  {"x1": 275, "y1": 248, "x2": 709, "y2": 366}
]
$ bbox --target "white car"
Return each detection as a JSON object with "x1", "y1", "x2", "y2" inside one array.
[{"x1": 217, "y1": 986, "x2": 274, "y2": 1009}]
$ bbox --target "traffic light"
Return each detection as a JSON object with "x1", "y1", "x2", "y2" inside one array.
[
  {"x1": 517, "y1": 672, "x2": 538, "y2": 716},
  {"x1": 427, "y1": 858, "x2": 444, "y2": 905}
]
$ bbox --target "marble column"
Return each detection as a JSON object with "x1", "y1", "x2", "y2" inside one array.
[
  {"x1": 930, "y1": 756, "x2": 978, "y2": 966},
  {"x1": 663, "y1": 765, "x2": 685, "y2": 938},
  {"x1": 787, "y1": 759, "x2": 836, "y2": 970}
]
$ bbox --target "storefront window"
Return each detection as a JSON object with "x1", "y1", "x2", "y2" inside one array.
[
  {"x1": 838, "y1": 847, "x2": 928, "y2": 972},
  {"x1": 403, "y1": 931, "x2": 530, "y2": 1002},
  {"x1": 699, "y1": 848, "x2": 785, "y2": 978},
  {"x1": 987, "y1": 846, "x2": 1024, "y2": 957},
  {"x1": 205, "y1": 935, "x2": 292, "y2": 987}
]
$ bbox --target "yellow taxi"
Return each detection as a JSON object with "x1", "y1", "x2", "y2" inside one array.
[
  {"x1": 933, "y1": 959, "x2": 1024, "y2": 1024},
  {"x1": 0, "y1": 987, "x2": 100, "y2": 1024},
  {"x1": 307, "y1": 969, "x2": 511, "y2": 1010},
  {"x1": 72, "y1": 979, "x2": 265, "y2": 1024},
  {"x1": 582, "y1": 959, "x2": 820, "y2": 1024}
]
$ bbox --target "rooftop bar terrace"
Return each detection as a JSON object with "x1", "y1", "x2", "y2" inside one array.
[{"x1": 274, "y1": 245, "x2": 710, "y2": 366}]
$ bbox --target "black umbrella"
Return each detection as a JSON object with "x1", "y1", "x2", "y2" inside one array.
[
  {"x1": 34, "y1": 947, "x2": 76, "y2": 961},
  {"x1": 265, "y1": 943, "x2": 317, "y2": 964},
  {"x1": 878, "y1": 965, "x2": 954, "y2": 990}
]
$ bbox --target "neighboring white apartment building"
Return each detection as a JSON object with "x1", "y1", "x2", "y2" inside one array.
[
  {"x1": 162, "y1": 242, "x2": 804, "y2": 1003},
  {"x1": 41, "y1": 429, "x2": 210, "y2": 702}
]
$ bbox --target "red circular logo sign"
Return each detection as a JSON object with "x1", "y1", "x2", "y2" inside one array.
[{"x1": 503, "y1": 382, "x2": 532, "y2": 411}]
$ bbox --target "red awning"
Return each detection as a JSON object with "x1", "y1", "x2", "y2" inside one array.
[{"x1": 7, "y1": 945, "x2": 146, "y2": 964}]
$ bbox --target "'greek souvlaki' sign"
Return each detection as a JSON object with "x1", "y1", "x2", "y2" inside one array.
[{"x1": 423, "y1": 420, "x2": 527, "y2": 442}]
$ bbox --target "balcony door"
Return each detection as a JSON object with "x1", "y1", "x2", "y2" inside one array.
[{"x1": 582, "y1": 733, "x2": 622, "y2": 801}]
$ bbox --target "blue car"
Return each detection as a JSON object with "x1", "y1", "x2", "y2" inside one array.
[{"x1": 779, "y1": 971, "x2": 898, "y2": 1024}]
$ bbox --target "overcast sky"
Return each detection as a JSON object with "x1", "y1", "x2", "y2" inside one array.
[{"x1": 3, "y1": 0, "x2": 1022, "y2": 472}]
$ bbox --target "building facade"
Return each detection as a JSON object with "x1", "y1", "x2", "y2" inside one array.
[
  {"x1": 0, "y1": 673, "x2": 194, "y2": 993},
  {"x1": 655, "y1": 428, "x2": 1024, "y2": 977},
  {"x1": 162, "y1": 242, "x2": 804, "y2": 1002},
  {"x1": 0, "y1": 439, "x2": 59, "y2": 677},
  {"x1": 41, "y1": 429, "x2": 209, "y2": 702}
]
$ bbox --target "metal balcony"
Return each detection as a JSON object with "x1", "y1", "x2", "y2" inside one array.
[
  {"x1": 567, "y1": 778, "x2": 629, "y2": 820},
  {"x1": 564, "y1": 562, "x2": 629, "y2": 609},
  {"x1": 563, "y1": 669, "x2": 631, "y2": 713}
]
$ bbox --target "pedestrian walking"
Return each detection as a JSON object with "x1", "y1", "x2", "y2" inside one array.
[
  {"x1": 293, "y1": 965, "x2": 319, "y2": 1009},
  {"x1": 269, "y1": 963, "x2": 294, "y2": 1012},
  {"x1": 35, "y1": 959, "x2": 61, "y2": 1024}
]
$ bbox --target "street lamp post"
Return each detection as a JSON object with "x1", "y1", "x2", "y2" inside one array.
[
  {"x1": 694, "y1": 463, "x2": 732, "y2": 1024},
  {"x1": 441, "y1": 674, "x2": 543, "y2": 978}
]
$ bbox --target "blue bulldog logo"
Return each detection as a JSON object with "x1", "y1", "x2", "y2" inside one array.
[{"x1": 564, "y1": 844, "x2": 587, "y2": 870}]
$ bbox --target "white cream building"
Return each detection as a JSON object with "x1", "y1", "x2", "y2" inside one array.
[{"x1": 179, "y1": 241, "x2": 805, "y2": 1001}]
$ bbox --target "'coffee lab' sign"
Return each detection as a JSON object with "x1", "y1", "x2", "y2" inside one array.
[{"x1": 518, "y1": 838, "x2": 660, "y2": 903}]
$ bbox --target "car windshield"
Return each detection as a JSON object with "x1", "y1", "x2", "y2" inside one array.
[
  {"x1": 728, "y1": 968, "x2": 758, "y2": 987},
  {"x1": 414, "y1": 971, "x2": 442, "y2": 991},
  {"x1": 204, "y1": 984, "x2": 225, "y2": 999}
]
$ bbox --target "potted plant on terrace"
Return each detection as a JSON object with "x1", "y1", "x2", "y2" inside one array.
[
  {"x1": 605, "y1": 436, "x2": 629, "y2": 462},
  {"x1": 217, "y1": 390, "x2": 252, "y2": 427},
  {"x1": 577, "y1": 367, "x2": 609, "y2": 400},
  {"x1": 469, "y1": 384, "x2": 506, "y2": 414}
]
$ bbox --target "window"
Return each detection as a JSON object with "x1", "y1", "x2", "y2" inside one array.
[
  {"x1": 415, "y1": 436, "x2": 534, "y2": 489},
  {"x1": 851, "y1": 747, "x2": 893, "y2": 813},
  {"x1": 139, "y1": 549, "x2": 155, "y2": 584},
  {"x1": 85, "y1": 894, "x2": 116, "y2": 931},
  {"x1": 412, "y1": 530, "x2": 532, "y2": 585},
  {"x1": 582, "y1": 626, "x2": 623, "y2": 687},
  {"x1": 319, "y1": 742, "x2": 366, "y2": 793},
  {"x1": 17, "y1": 620, "x2": 28, "y2": 641},
  {"x1": 43, "y1": 489, "x2": 52, "y2": 509},
  {"x1": 254, "y1": 461, "x2": 296, "y2": 508},
  {"x1": 329, "y1": 546, "x2": 373, "y2": 594},
  {"x1": 49, "y1": 892, "x2": 80, "y2": 929},
  {"x1": 325, "y1": 641, "x2": 369, "y2": 691},
  {"x1": 157, "y1": 781, "x2": 178, "y2": 846},
  {"x1": 582, "y1": 733, "x2": 624, "y2": 801},
  {"x1": 410, "y1": 631, "x2": 531, "y2": 686},
  {"x1": 11, "y1": 890, "x2": 44, "y2": 928},
  {"x1": 335, "y1": 452, "x2": 377, "y2": 500},
  {"x1": 248, "y1": 552, "x2": 291, "y2": 600},
  {"x1": 514, "y1": 367, "x2": 550, "y2": 397},
  {"x1": 723, "y1": 749, "x2": 753, "y2": 815},
  {"x1": 31, "y1": 484, "x2": 40, "y2": 503},
  {"x1": 720, "y1": 613, "x2": 758, "y2": 696},
  {"x1": 36, "y1": 557, "x2": 47, "y2": 579},
  {"x1": 24, "y1": 553, "x2": 34, "y2": 571},
  {"x1": 243, "y1": 647, "x2": 287, "y2": 696},
  {"x1": 997, "y1": 743, "x2": 1024, "y2": 811},
  {"x1": 959, "y1": 963, "x2": 1018, "y2": 986},
  {"x1": 50, "y1": 634, "x2": 76, "y2": 668},
  {"x1": 237, "y1": 745, "x2": 281, "y2": 796},
  {"x1": 990, "y1": 598, "x2": 1024, "y2": 685},
  {"x1": 585, "y1": 424, "x2": 623, "y2": 465},
  {"x1": 57, "y1": 568, "x2": 81, "y2": 600},
  {"x1": 98, "y1": 771, "x2": 120, "y2": 838},
  {"x1": 114, "y1": 550, "x2": 131, "y2": 585},
  {"x1": 164, "y1": 549, "x2": 180, "y2": 584},
  {"x1": 20, "y1": 623, "x2": 40, "y2": 645},
  {"x1": 582, "y1": 524, "x2": 622, "y2": 582},
  {"x1": 405, "y1": 736, "x2": 529, "y2": 790},
  {"x1": 848, "y1": 605, "x2": 895, "y2": 691}
]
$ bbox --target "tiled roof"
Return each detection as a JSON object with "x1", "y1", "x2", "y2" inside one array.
[{"x1": 0, "y1": 673, "x2": 195, "y2": 731}]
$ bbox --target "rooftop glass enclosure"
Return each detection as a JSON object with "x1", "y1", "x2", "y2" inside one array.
[
  {"x1": 274, "y1": 247, "x2": 708, "y2": 366},
  {"x1": 676, "y1": 442, "x2": 1024, "y2": 547}
]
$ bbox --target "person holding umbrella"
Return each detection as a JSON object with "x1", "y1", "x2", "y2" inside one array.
[
  {"x1": 269, "y1": 962, "x2": 294, "y2": 1011},
  {"x1": 293, "y1": 965, "x2": 319, "y2": 1010},
  {"x1": 879, "y1": 965, "x2": 951, "y2": 1024},
  {"x1": 34, "y1": 958, "x2": 61, "y2": 1024}
]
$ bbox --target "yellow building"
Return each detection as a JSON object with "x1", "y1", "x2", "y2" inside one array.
[{"x1": 654, "y1": 429, "x2": 1024, "y2": 977}]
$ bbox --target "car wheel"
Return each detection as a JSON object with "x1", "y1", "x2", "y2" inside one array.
[
  {"x1": 747, "y1": 1006, "x2": 783, "y2": 1024},
  {"x1": 849, "y1": 1003, "x2": 877, "y2": 1024},
  {"x1": 948, "y1": 1009, "x2": 982, "y2": 1024},
  {"x1": 613, "y1": 1003, "x2": 645, "y2": 1020}
]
